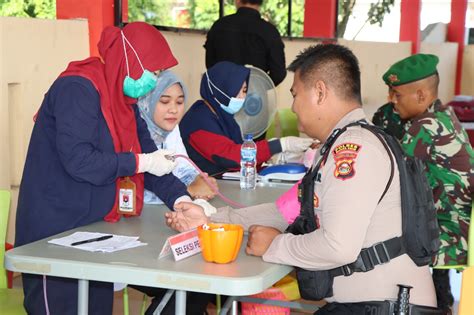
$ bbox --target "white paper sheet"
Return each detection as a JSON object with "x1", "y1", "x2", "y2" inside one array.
[{"x1": 48, "y1": 231, "x2": 147, "y2": 253}]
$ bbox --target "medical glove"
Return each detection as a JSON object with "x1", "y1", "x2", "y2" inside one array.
[
  {"x1": 137, "y1": 149, "x2": 177, "y2": 177},
  {"x1": 280, "y1": 137, "x2": 314, "y2": 153}
]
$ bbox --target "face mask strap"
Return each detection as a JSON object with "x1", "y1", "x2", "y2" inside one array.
[
  {"x1": 205, "y1": 71, "x2": 231, "y2": 101},
  {"x1": 121, "y1": 31, "x2": 146, "y2": 77},
  {"x1": 121, "y1": 31, "x2": 130, "y2": 77},
  {"x1": 205, "y1": 72, "x2": 224, "y2": 107}
]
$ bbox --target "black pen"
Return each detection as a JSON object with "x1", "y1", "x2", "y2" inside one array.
[{"x1": 71, "y1": 235, "x2": 113, "y2": 246}]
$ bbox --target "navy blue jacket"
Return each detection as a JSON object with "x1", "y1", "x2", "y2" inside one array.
[{"x1": 15, "y1": 76, "x2": 188, "y2": 314}]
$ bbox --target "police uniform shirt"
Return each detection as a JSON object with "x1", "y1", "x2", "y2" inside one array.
[{"x1": 211, "y1": 108, "x2": 436, "y2": 307}]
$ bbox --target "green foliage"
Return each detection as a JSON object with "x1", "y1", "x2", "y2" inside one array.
[
  {"x1": 338, "y1": 0, "x2": 395, "y2": 38},
  {"x1": 0, "y1": 0, "x2": 55, "y2": 18},
  {"x1": 367, "y1": 0, "x2": 395, "y2": 26},
  {"x1": 337, "y1": 0, "x2": 356, "y2": 37},
  {"x1": 131, "y1": 0, "x2": 394, "y2": 39},
  {"x1": 188, "y1": 0, "x2": 219, "y2": 29},
  {"x1": 128, "y1": 0, "x2": 173, "y2": 26},
  {"x1": 128, "y1": 0, "x2": 303, "y2": 37}
]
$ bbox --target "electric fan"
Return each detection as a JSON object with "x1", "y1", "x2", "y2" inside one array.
[{"x1": 234, "y1": 65, "x2": 277, "y2": 139}]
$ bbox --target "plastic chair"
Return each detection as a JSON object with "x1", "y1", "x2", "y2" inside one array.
[
  {"x1": 0, "y1": 190, "x2": 26, "y2": 314},
  {"x1": 266, "y1": 108, "x2": 299, "y2": 139},
  {"x1": 120, "y1": 285, "x2": 148, "y2": 315}
]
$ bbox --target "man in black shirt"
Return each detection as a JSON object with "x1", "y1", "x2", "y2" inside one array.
[{"x1": 204, "y1": 0, "x2": 287, "y2": 86}]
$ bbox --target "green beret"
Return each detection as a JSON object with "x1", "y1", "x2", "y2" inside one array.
[{"x1": 382, "y1": 54, "x2": 439, "y2": 86}]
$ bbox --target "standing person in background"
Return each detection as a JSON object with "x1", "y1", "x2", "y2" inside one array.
[
  {"x1": 15, "y1": 22, "x2": 202, "y2": 314},
  {"x1": 137, "y1": 70, "x2": 218, "y2": 202},
  {"x1": 179, "y1": 61, "x2": 313, "y2": 176},
  {"x1": 204, "y1": 0, "x2": 286, "y2": 86},
  {"x1": 383, "y1": 53, "x2": 474, "y2": 314}
]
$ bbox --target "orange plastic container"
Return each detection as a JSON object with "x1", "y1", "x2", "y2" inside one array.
[{"x1": 197, "y1": 223, "x2": 244, "y2": 264}]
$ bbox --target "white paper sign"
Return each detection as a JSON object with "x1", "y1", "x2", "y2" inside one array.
[{"x1": 159, "y1": 229, "x2": 201, "y2": 261}]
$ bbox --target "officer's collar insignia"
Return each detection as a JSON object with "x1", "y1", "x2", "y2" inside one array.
[{"x1": 388, "y1": 74, "x2": 399, "y2": 84}]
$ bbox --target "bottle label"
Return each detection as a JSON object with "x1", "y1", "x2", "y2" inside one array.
[
  {"x1": 119, "y1": 189, "x2": 134, "y2": 212},
  {"x1": 118, "y1": 177, "x2": 137, "y2": 215},
  {"x1": 241, "y1": 148, "x2": 257, "y2": 162}
]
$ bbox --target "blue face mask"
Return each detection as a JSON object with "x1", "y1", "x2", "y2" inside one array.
[
  {"x1": 221, "y1": 97, "x2": 245, "y2": 114},
  {"x1": 121, "y1": 31, "x2": 158, "y2": 98},
  {"x1": 123, "y1": 70, "x2": 157, "y2": 99},
  {"x1": 205, "y1": 71, "x2": 245, "y2": 115}
]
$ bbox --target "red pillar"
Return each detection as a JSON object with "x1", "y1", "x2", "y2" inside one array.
[
  {"x1": 399, "y1": 0, "x2": 421, "y2": 54},
  {"x1": 303, "y1": 0, "x2": 337, "y2": 38},
  {"x1": 447, "y1": 0, "x2": 468, "y2": 95},
  {"x1": 57, "y1": 0, "x2": 128, "y2": 57}
]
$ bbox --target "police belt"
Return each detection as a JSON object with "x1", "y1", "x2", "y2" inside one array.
[{"x1": 328, "y1": 236, "x2": 406, "y2": 277}]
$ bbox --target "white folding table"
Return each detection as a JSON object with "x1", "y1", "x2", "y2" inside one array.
[{"x1": 5, "y1": 181, "x2": 293, "y2": 314}]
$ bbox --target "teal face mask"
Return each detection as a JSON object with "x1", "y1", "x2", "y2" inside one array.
[
  {"x1": 121, "y1": 31, "x2": 158, "y2": 98},
  {"x1": 123, "y1": 70, "x2": 157, "y2": 99}
]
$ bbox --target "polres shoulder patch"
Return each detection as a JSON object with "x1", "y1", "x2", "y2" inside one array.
[{"x1": 332, "y1": 142, "x2": 361, "y2": 180}]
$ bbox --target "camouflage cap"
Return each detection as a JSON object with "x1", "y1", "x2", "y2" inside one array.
[{"x1": 382, "y1": 54, "x2": 439, "y2": 86}]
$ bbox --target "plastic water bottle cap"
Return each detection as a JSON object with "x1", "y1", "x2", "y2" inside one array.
[{"x1": 245, "y1": 134, "x2": 253, "y2": 140}]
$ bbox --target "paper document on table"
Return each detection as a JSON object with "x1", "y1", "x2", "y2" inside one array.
[{"x1": 48, "y1": 231, "x2": 147, "y2": 253}]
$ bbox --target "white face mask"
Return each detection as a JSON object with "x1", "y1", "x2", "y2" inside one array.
[{"x1": 205, "y1": 72, "x2": 245, "y2": 115}]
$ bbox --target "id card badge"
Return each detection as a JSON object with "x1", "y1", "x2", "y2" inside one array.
[{"x1": 118, "y1": 177, "x2": 137, "y2": 215}]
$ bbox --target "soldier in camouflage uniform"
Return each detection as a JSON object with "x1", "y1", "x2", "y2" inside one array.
[
  {"x1": 383, "y1": 53, "x2": 474, "y2": 313},
  {"x1": 371, "y1": 101, "x2": 406, "y2": 140}
]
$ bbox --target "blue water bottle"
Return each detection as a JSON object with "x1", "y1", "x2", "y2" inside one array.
[{"x1": 240, "y1": 134, "x2": 257, "y2": 189}]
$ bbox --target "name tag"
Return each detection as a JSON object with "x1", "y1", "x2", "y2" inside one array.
[{"x1": 159, "y1": 229, "x2": 201, "y2": 261}]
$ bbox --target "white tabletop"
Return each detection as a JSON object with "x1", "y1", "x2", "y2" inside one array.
[{"x1": 5, "y1": 180, "x2": 292, "y2": 296}]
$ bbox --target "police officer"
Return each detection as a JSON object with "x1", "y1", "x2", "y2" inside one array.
[
  {"x1": 165, "y1": 44, "x2": 439, "y2": 314},
  {"x1": 383, "y1": 53, "x2": 474, "y2": 314}
]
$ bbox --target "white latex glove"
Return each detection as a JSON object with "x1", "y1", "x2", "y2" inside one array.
[
  {"x1": 280, "y1": 136, "x2": 314, "y2": 153},
  {"x1": 137, "y1": 149, "x2": 177, "y2": 177}
]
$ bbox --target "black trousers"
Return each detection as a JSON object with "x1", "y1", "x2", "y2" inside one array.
[
  {"x1": 131, "y1": 285, "x2": 215, "y2": 315},
  {"x1": 432, "y1": 269, "x2": 454, "y2": 312}
]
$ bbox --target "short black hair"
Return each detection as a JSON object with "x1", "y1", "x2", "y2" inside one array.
[
  {"x1": 240, "y1": 0, "x2": 263, "y2": 5},
  {"x1": 288, "y1": 44, "x2": 362, "y2": 104}
]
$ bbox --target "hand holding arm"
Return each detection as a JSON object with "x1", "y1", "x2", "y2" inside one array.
[
  {"x1": 187, "y1": 173, "x2": 218, "y2": 200},
  {"x1": 137, "y1": 149, "x2": 177, "y2": 176}
]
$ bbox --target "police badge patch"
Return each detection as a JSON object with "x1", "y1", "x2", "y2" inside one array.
[{"x1": 332, "y1": 143, "x2": 361, "y2": 180}]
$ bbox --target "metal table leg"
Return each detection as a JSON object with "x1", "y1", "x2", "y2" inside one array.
[
  {"x1": 78, "y1": 279, "x2": 89, "y2": 315},
  {"x1": 175, "y1": 290, "x2": 186, "y2": 315},
  {"x1": 219, "y1": 296, "x2": 237, "y2": 315},
  {"x1": 231, "y1": 300, "x2": 238, "y2": 315}
]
